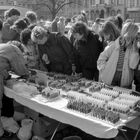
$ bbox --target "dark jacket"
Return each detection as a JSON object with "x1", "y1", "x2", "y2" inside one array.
[
  {"x1": 38, "y1": 32, "x2": 74, "y2": 75},
  {"x1": 51, "y1": 21, "x2": 58, "y2": 32},
  {"x1": 134, "y1": 59, "x2": 140, "y2": 92},
  {"x1": 73, "y1": 31, "x2": 103, "y2": 80}
]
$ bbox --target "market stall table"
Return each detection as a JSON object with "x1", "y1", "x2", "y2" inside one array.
[{"x1": 4, "y1": 81, "x2": 135, "y2": 139}]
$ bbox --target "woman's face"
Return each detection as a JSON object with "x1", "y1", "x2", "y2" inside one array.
[
  {"x1": 73, "y1": 33, "x2": 83, "y2": 40},
  {"x1": 123, "y1": 33, "x2": 135, "y2": 46},
  {"x1": 103, "y1": 34, "x2": 110, "y2": 42}
]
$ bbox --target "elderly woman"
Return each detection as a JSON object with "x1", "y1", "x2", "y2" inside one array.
[{"x1": 97, "y1": 22, "x2": 139, "y2": 88}]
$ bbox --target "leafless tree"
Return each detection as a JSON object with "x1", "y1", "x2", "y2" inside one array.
[{"x1": 35, "y1": 0, "x2": 81, "y2": 20}]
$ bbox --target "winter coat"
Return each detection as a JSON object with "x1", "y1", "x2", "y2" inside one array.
[
  {"x1": 73, "y1": 30, "x2": 103, "y2": 80},
  {"x1": 97, "y1": 37, "x2": 139, "y2": 88},
  {"x1": 38, "y1": 32, "x2": 74, "y2": 75},
  {"x1": 0, "y1": 43, "x2": 28, "y2": 108}
]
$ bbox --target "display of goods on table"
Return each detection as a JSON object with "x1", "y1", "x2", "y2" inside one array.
[{"x1": 8, "y1": 70, "x2": 140, "y2": 125}]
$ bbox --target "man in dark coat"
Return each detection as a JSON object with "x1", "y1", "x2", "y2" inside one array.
[{"x1": 31, "y1": 26, "x2": 74, "y2": 75}]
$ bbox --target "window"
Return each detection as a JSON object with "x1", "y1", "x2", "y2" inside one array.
[
  {"x1": 92, "y1": 0, "x2": 95, "y2": 5},
  {"x1": 90, "y1": 0, "x2": 93, "y2": 5},
  {"x1": 84, "y1": 0, "x2": 88, "y2": 8},
  {"x1": 100, "y1": 0, "x2": 104, "y2": 4},
  {"x1": 137, "y1": 0, "x2": 140, "y2": 6},
  {"x1": 111, "y1": 0, "x2": 114, "y2": 4},
  {"x1": 117, "y1": 0, "x2": 123, "y2": 5}
]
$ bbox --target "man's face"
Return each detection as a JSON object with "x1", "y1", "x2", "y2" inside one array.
[{"x1": 36, "y1": 36, "x2": 48, "y2": 45}]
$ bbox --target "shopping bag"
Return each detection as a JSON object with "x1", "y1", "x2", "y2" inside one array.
[{"x1": 1, "y1": 117, "x2": 19, "y2": 133}]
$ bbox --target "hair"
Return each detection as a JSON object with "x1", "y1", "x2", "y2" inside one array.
[
  {"x1": 76, "y1": 14, "x2": 88, "y2": 24},
  {"x1": 59, "y1": 16, "x2": 65, "y2": 21},
  {"x1": 100, "y1": 21, "x2": 120, "y2": 41},
  {"x1": 31, "y1": 26, "x2": 49, "y2": 42},
  {"x1": 7, "y1": 8, "x2": 20, "y2": 17},
  {"x1": 95, "y1": 18, "x2": 101, "y2": 24},
  {"x1": 0, "y1": 19, "x2": 3, "y2": 31},
  {"x1": 124, "y1": 19, "x2": 134, "y2": 24},
  {"x1": 28, "y1": 23, "x2": 37, "y2": 30},
  {"x1": 114, "y1": 15, "x2": 123, "y2": 30},
  {"x1": 25, "y1": 11, "x2": 37, "y2": 24},
  {"x1": 71, "y1": 21, "x2": 89, "y2": 38},
  {"x1": 121, "y1": 22, "x2": 139, "y2": 43},
  {"x1": 12, "y1": 18, "x2": 28, "y2": 30},
  {"x1": 71, "y1": 15, "x2": 78, "y2": 23},
  {"x1": 23, "y1": 17, "x2": 30, "y2": 26},
  {"x1": 20, "y1": 28, "x2": 32, "y2": 45}
]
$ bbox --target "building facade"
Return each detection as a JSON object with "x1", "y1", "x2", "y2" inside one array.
[
  {"x1": 63, "y1": 0, "x2": 127, "y2": 21},
  {"x1": 127, "y1": 0, "x2": 140, "y2": 22}
]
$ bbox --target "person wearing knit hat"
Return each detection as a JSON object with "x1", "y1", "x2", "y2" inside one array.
[
  {"x1": 97, "y1": 22, "x2": 139, "y2": 88},
  {"x1": 31, "y1": 26, "x2": 74, "y2": 75},
  {"x1": 11, "y1": 18, "x2": 28, "y2": 32},
  {"x1": 25, "y1": 11, "x2": 37, "y2": 25}
]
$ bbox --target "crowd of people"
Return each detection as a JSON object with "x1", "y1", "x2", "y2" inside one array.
[{"x1": 0, "y1": 7, "x2": 140, "y2": 140}]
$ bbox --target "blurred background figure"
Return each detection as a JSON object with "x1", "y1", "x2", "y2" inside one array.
[
  {"x1": 2, "y1": 8, "x2": 20, "y2": 43},
  {"x1": 25, "y1": 11, "x2": 37, "y2": 25},
  {"x1": 51, "y1": 16, "x2": 59, "y2": 32},
  {"x1": 57, "y1": 16, "x2": 65, "y2": 35},
  {"x1": 0, "y1": 19, "x2": 3, "y2": 43},
  {"x1": 10, "y1": 18, "x2": 28, "y2": 41},
  {"x1": 92, "y1": 18, "x2": 102, "y2": 35}
]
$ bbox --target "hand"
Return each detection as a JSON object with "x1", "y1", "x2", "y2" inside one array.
[{"x1": 42, "y1": 54, "x2": 50, "y2": 64}]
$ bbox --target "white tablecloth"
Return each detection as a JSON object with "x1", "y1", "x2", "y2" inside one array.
[{"x1": 4, "y1": 83, "x2": 134, "y2": 139}]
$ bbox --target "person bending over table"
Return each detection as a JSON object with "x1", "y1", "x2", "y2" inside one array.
[
  {"x1": 31, "y1": 26, "x2": 74, "y2": 75},
  {"x1": 0, "y1": 41, "x2": 28, "y2": 137}
]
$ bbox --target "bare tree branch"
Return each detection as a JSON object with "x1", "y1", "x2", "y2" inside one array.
[
  {"x1": 56, "y1": 1, "x2": 80, "y2": 15},
  {"x1": 37, "y1": 3, "x2": 53, "y2": 13},
  {"x1": 35, "y1": 0, "x2": 82, "y2": 20}
]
